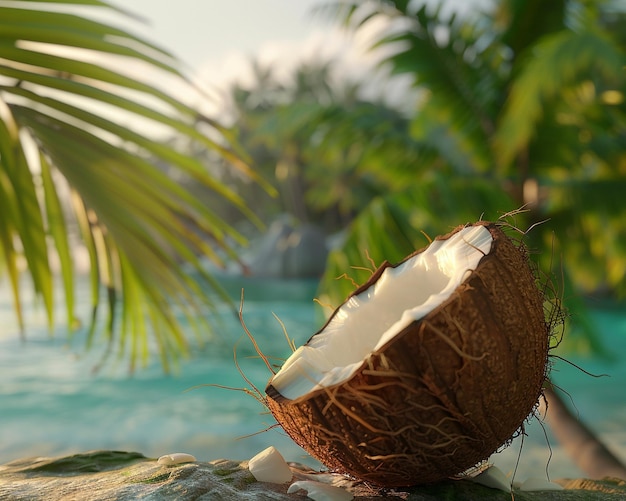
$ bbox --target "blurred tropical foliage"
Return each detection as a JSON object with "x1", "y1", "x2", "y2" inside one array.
[
  {"x1": 2, "y1": 0, "x2": 625, "y2": 369},
  {"x1": 210, "y1": 0, "x2": 626, "y2": 354},
  {"x1": 0, "y1": 0, "x2": 263, "y2": 370},
  {"x1": 308, "y1": 0, "x2": 626, "y2": 355},
  {"x1": 218, "y1": 60, "x2": 423, "y2": 231}
]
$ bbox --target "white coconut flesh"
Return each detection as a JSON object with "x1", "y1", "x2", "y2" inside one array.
[{"x1": 271, "y1": 225, "x2": 494, "y2": 400}]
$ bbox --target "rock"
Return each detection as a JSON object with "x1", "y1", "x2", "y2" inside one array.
[
  {"x1": 1, "y1": 450, "x2": 625, "y2": 500},
  {"x1": 245, "y1": 217, "x2": 328, "y2": 279}
]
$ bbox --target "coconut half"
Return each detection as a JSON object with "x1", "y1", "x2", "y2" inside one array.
[{"x1": 265, "y1": 222, "x2": 550, "y2": 487}]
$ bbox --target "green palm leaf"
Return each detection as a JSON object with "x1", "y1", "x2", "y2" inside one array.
[
  {"x1": 330, "y1": 1, "x2": 502, "y2": 174},
  {"x1": 495, "y1": 28, "x2": 626, "y2": 167},
  {"x1": 0, "y1": 1, "x2": 258, "y2": 369}
]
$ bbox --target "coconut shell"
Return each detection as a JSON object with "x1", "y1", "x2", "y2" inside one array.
[{"x1": 265, "y1": 221, "x2": 550, "y2": 487}]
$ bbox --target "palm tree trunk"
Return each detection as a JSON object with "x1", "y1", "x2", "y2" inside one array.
[{"x1": 542, "y1": 385, "x2": 626, "y2": 480}]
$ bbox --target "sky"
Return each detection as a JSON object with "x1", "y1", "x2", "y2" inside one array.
[
  {"x1": 125, "y1": 0, "x2": 326, "y2": 69},
  {"x1": 113, "y1": 0, "x2": 378, "y2": 112},
  {"x1": 111, "y1": 1, "x2": 489, "y2": 115}
]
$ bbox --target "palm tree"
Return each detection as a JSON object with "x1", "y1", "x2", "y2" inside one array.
[
  {"x1": 319, "y1": 0, "x2": 626, "y2": 356},
  {"x1": 0, "y1": 1, "x2": 262, "y2": 370},
  {"x1": 223, "y1": 58, "x2": 424, "y2": 231}
]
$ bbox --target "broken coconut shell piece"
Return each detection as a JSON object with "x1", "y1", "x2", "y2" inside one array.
[
  {"x1": 157, "y1": 453, "x2": 196, "y2": 466},
  {"x1": 265, "y1": 222, "x2": 550, "y2": 487},
  {"x1": 248, "y1": 446, "x2": 293, "y2": 483}
]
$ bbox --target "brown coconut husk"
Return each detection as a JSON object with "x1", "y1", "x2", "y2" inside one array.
[{"x1": 265, "y1": 221, "x2": 551, "y2": 487}]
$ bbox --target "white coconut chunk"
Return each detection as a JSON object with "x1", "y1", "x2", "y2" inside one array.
[
  {"x1": 157, "y1": 453, "x2": 196, "y2": 465},
  {"x1": 272, "y1": 225, "x2": 493, "y2": 399},
  {"x1": 469, "y1": 465, "x2": 511, "y2": 492},
  {"x1": 287, "y1": 480, "x2": 353, "y2": 501},
  {"x1": 519, "y1": 477, "x2": 564, "y2": 491},
  {"x1": 248, "y1": 446, "x2": 293, "y2": 483}
]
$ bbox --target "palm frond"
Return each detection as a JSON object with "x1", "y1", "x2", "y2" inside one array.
[
  {"x1": 0, "y1": 1, "x2": 258, "y2": 369},
  {"x1": 6, "y1": 0, "x2": 142, "y2": 20},
  {"x1": 498, "y1": 0, "x2": 567, "y2": 55},
  {"x1": 495, "y1": 28, "x2": 626, "y2": 167},
  {"x1": 344, "y1": 1, "x2": 502, "y2": 174}
]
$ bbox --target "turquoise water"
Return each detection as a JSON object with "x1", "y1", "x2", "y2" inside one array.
[
  {"x1": 1, "y1": 277, "x2": 625, "y2": 481},
  {"x1": 0, "y1": 277, "x2": 320, "y2": 467}
]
